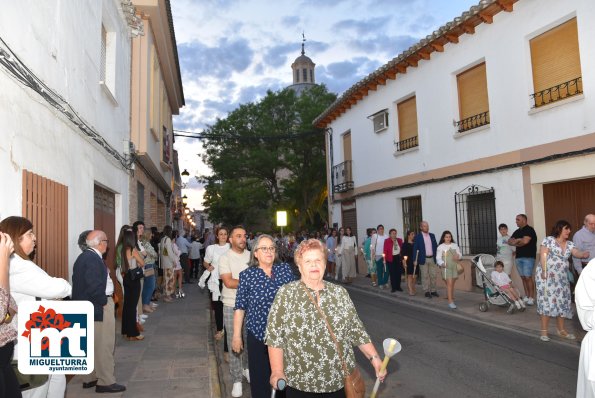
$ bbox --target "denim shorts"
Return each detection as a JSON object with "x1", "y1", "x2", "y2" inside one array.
[{"x1": 515, "y1": 257, "x2": 535, "y2": 277}]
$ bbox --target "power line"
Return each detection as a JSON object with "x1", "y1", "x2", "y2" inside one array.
[{"x1": 173, "y1": 128, "x2": 323, "y2": 141}]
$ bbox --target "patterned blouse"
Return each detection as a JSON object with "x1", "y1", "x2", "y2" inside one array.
[
  {"x1": 0, "y1": 287, "x2": 17, "y2": 347},
  {"x1": 265, "y1": 281, "x2": 370, "y2": 393},
  {"x1": 234, "y1": 262, "x2": 296, "y2": 342}
]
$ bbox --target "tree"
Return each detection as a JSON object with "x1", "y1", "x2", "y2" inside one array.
[{"x1": 200, "y1": 85, "x2": 336, "y2": 231}]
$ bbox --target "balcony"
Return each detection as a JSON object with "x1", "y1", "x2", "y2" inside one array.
[
  {"x1": 531, "y1": 76, "x2": 582, "y2": 108},
  {"x1": 394, "y1": 135, "x2": 418, "y2": 152},
  {"x1": 455, "y1": 111, "x2": 490, "y2": 133},
  {"x1": 332, "y1": 161, "x2": 353, "y2": 193}
]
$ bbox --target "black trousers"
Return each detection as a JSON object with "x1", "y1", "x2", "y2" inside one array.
[
  {"x1": 287, "y1": 386, "x2": 345, "y2": 398},
  {"x1": 180, "y1": 253, "x2": 190, "y2": 282},
  {"x1": 388, "y1": 255, "x2": 403, "y2": 291},
  {"x1": 0, "y1": 342, "x2": 22, "y2": 398},
  {"x1": 122, "y1": 272, "x2": 141, "y2": 337},
  {"x1": 247, "y1": 331, "x2": 285, "y2": 398},
  {"x1": 190, "y1": 258, "x2": 201, "y2": 278}
]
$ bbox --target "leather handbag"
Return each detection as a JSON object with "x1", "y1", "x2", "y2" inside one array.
[
  {"x1": 301, "y1": 284, "x2": 365, "y2": 398},
  {"x1": 143, "y1": 267, "x2": 155, "y2": 277},
  {"x1": 127, "y1": 266, "x2": 144, "y2": 281}
]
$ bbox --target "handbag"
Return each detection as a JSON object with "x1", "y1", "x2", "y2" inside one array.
[
  {"x1": 11, "y1": 361, "x2": 48, "y2": 391},
  {"x1": 144, "y1": 267, "x2": 155, "y2": 277},
  {"x1": 301, "y1": 284, "x2": 365, "y2": 398},
  {"x1": 127, "y1": 266, "x2": 144, "y2": 281}
]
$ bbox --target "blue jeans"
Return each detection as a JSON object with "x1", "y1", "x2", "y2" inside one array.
[{"x1": 142, "y1": 263, "x2": 156, "y2": 305}]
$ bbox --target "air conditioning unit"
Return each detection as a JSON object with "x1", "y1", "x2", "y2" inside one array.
[{"x1": 372, "y1": 111, "x2": 389, "y2": 134}]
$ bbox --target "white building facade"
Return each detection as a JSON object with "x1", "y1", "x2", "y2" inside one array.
[
  {"x1": 0, "y1": 0, "x2": 138, "y2": 278},
  {"x1": 315, "y1": 0, "x2": 595, "y2": 281}
]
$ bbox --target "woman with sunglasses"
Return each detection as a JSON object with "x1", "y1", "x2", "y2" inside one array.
[{"x1": 232, "y1": 234, "x2": 296, "y2": 398}]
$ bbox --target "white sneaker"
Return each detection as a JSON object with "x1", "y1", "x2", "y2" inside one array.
[
  {"x1": 527, "y1": 298, "x2": 535, "y2": 306},
  {"x1": 515, "y1": 301, "x2": 522, "y2": 310},
  {"x1": 140, "y1": 314, "x2": 149, "y2": 319},
  {"x1": 243, "y1": 368, "x2": 250, "y2": 383},
  {"x1": 520, "y1": 300, "x2": 526, "y2": 309},
  {"x1": 522, "y1": 296, "x2": 529, "y2": 303},
  {"x1": 231, "y1": 382, "x2": 243, "y2": 397}
]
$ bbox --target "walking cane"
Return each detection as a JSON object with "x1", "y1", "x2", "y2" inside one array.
[
  {"x1": 413, "y1": 250, "x2": 419, "y2": 281},
  {"x1": 370, "y1": 338, "x2": 402, "y2": 398},
  {"x1": 271, "y1": 378, "x2": 286, "y2": 398}
]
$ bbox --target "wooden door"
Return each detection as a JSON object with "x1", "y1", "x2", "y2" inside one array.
[{"x1": 543, "y1": 177, "x2": 595, "y2": 233}]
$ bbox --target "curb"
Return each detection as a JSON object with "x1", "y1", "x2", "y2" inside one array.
[
  {"x1": 342, "y1": 280, "x2": 581, "y2": 349},
  {"x1": 208, "y1": 308, "x2": 223, "y2": 398}
]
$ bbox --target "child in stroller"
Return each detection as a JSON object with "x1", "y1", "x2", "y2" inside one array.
[{"x1": 490, "y1": 260, "x2": 526, "y2": 310}]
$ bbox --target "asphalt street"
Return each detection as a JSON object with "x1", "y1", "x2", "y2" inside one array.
[{"x1": 349, "y1": 287, "x2": 580, "y2": 398}]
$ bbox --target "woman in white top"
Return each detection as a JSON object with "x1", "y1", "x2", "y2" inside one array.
[
  {"x1": 203, "y1": 227, "x2": 230, "y2": 340},
  {"x1": 436, "y1": 230, "x2": 462, "y2": 309},
  {"x1": 159, "y1": 226, "x2": 177, "y2": 302},
  {"x1": 1, "y1": 216, "x2": 71, "y2": 398},
  {"x1": 338, "y1": 226, "x2": 358, "y2": 283}
]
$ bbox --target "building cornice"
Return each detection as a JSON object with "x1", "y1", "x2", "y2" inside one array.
[{"x1": 313, "y1": 0, "x2": 517, "y2": 128}]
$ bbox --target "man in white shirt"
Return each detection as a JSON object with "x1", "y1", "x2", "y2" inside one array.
[
  {"x1": 370, "y1": 225, "x2": 389, "y2": 289},
  {"x1": 219, "y1": 226, "x2": 251, "y2": 397}
]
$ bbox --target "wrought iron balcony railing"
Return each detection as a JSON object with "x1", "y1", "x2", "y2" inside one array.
[
  {"x1": 332, "y1": 160, "x2": 353, "y2": 193},
  {"x1": 455, "y1": 111, "x2": 490, "y2": 133},
  {"x1": 394, "y1": 135, "x2": 418, "y2": 152},
  {"x1": 531, "y1": 76, "x2": 582, "y2": 108}
]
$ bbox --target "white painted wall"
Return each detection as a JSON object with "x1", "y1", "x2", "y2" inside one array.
[
  {"x1": 329, "y1": 0, "x2": 595, "y2": 187},
  {"x1": 0, "y1": 0, "x2": 132, "y2": 277}
]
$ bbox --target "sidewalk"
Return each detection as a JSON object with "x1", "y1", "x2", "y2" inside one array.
[
  {"x1": 345, "y1": 274, "x2": 585, "y2": 345},
  {"x1": 67, "y1": 284, "x2": 220, "y2": 398}
]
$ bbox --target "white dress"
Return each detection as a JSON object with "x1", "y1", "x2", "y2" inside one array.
[{"x1": 576, "y1": 258, "x2": 595, "y2": 398}]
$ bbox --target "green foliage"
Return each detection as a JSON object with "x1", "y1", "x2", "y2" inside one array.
[{"x1": 200, "y1": 85, "x2": 336, "y2": 230}]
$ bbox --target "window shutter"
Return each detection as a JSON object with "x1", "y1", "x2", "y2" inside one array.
[
  {"x1": 530, "y1": 18, "x2": 582, "y2": 97},
  {"x1": 457, "y1": 62, "x2": 489, "y2": 121},
  {"x1": 397, "y1": 96, "x2": 418, "y2": 141}
]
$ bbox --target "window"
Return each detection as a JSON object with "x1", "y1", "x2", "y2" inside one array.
[
  {"x1": 456, "y1": 63, "x2": 489, "y2": 132},
  {"x1": 395, "y1": 96, "x2": 418, "y2": 152},
  {"x1": 303, "y1": 68, "x2": 307, "y2": 83},
  {"x1": 295, "y1": 69, "x2": 299, "y2": 83},
  {"x1": 150, "y1": 47, "x2": 160, "y2": 137},
  {"x1": 402, "y1": 196, "x2": 422, "y2": 235},
  {"x1": 162, "y1": 126, "x2": 171, "y2": 165},
  {"x1": 100, "y1": 26, "x2": 107, "y2": 83},
  {"x1": 455, "y1": 185, "x2": 496, "y2": 255},
  {"x1": 99, "y1": 23, "x2": 117, "y2": 98},
  {"x1": 530, "y1": 17, "x2": 582, "y2": 108},
  {"x1": 22, "y1": 170, "x2": 69, "y2": 279},
  {"x1": 310, "y1": 69, "x2": 314, "y2": 83},
  {"x1": 137, "y1": 182, "x2": 145, "y2": 221}
]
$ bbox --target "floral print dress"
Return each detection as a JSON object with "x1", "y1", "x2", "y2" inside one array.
[{"x1": 535, "y1": 236, "x2": 575, "y2": 319}]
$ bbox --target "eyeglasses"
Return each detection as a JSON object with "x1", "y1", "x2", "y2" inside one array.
[
  {"x1": 100, "y1": 239, "x2": 109, "y2": 243},
  {"x1": 257, "y1": 246, "x2": 276, "y2": 253}
]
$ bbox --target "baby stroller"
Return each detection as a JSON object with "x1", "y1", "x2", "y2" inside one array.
[{"x1": 473, "y1": 254, "x2": 524, "y2": 314}]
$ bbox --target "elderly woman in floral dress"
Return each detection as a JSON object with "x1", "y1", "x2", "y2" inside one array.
[{"x1": 266, "y1": 238, "x2": 386, "y2": 397}]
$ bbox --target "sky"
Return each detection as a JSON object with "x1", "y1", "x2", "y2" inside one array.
[{"x1": 170, "y1": 0, "x2": 479, "y2": 210}]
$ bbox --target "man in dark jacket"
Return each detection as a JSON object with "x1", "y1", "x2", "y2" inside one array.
[
  {"x1": 72, "y1": 230, "x2": 125, "y2": 393},
  {"x1": 413, "y1": 221, "x2": 439, "y2": 298}
]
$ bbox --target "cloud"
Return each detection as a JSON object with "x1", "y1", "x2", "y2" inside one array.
[
  {"x1": 282, "y1": 16, "x2": 301, "y2": 27},
  {"x1": 264, "y1": 43, "x2": 299, "y2": 68},
  {"x1": 332, "y1": 16, "x2": 392, "y2": 36},
  {"x1": 348, "y1": 34, "x2": 419, "y2": 58},
  {"x1": 316, "y1": 57, "x2": 382, "y2": 94},
  {"x1": 178, "y1": 38, "x2": 254, "y2": 79}
]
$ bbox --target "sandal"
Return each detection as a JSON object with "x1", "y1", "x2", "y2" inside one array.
[
  {"x1": 539, "y1": 330, "x2": 550, "y2": 342},
  {"x1": 556, "y1": 329, "x2": 576, "y2": 340}
]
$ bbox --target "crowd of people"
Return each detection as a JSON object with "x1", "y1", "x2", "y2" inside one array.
[{"x1": 0, "y1": 212, "x2": 594, "y2": 397}]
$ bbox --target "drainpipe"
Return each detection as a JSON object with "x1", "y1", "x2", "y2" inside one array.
[{"x1": 325, "y1": 127, "x2": 334, "y2": 227}]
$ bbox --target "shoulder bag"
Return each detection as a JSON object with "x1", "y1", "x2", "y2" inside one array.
[
  {"x1": 127, "y1": 266, "x2": 144, "y2": 281},
  {"x1": 301, "y1": 283, "x2": 365, "y2": 398}
]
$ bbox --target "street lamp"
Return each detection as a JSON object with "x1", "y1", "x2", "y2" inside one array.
[
  {"x1": 181, "y1": 169, "x2": 190, "y2": 185},
  {"x1": 182, "y1": 194, "x2": 188, "y2": 206},
  {"x1": 276, "y1": 211, "x2": 287, "y2": 236}
]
